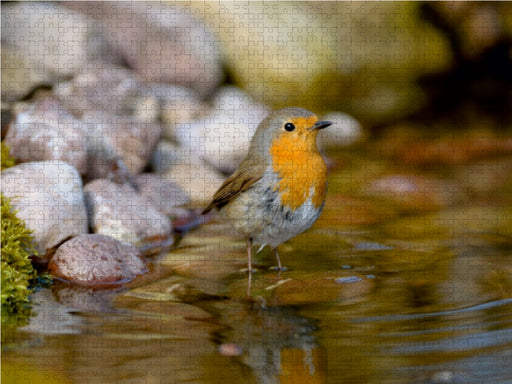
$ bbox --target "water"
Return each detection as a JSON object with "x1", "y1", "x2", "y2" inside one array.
[{"x1": 2, "y1": 130, "x2": 512, "y2": 384}]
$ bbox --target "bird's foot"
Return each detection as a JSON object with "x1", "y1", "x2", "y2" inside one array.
[{"x1": 269, "y1": 265, "x2": 287, "y2": 272}]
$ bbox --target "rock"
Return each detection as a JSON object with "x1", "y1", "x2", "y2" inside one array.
[
  {"x1": 174, "y1": 86, "x2": 270, "y2": 173},
  {"x1": 164, "y1": 156, "x2": 225, "y2": 206},
  {"x1": 150, "y1": 140, "x2": 226, "y2": 206},
  {"x1": 54, "y1": 62, "x2": 140, "y2": 118},
  {"x1": 83, "y1": 124, "x2": 136, "y2": 185},
  {"x1": 150, "y1": 140, "x2": 181, "y2": 174},
  {"x1": 1, "y1": 45, "x2": 51, "y2": 102},
  {"x1": 135, "y1": 173, "x2": 190, "y2": 216},
  {"x1": 318, "y1": 112, "x2": 363, "y2": 149},
  {"x1": 1, "y1": 161, "x2": 88, "y2": 257},
  {"x1": 49, "y1": 234, "x2": 147, "y2": 285},
  {"x1": 84, "y1": 179, "x2": 173, "y2": 245},
  {"x1": 4, "y1": 98, "x2": 88, "y2": 175},
  {"x1": 124, "y1": 94, "x2": 160, "y2": 124},
  {"x1": 63, "y1": 2, "x2": 223, "y2": 97},
  {"x1": 145, "y1": 84, "x2": 205, "y2": 141},
  {"x1": 4, "y1": 96, "x2": 138, "y2": 185},
  {"x1": 83, "y1": 110, "x2": 161, "y2": 175},
  {"x1": 1, "y1": 3, "x2": 90, "y2": 80}
]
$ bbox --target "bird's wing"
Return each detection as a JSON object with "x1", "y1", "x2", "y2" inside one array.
[{"x1": 202, "y1": 166, "x2": 262, "y2": 214}]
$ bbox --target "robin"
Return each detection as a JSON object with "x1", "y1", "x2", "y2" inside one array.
[{"x1": 203, "y1": 107, "x2": 332, "y2": 296}]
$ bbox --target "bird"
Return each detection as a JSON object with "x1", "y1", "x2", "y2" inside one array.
[{"x1": 202, "y1": 107, "x2": 332, "y2": 296}]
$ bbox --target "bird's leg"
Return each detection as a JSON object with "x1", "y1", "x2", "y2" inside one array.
[
  {"x1": 270, "y1": 248, "x2": 286, "y2": 273},
  {"x1": 274, "y1": 248, "x2": 282, "y2": 271},
  {"x1": 246, "y1": 237, "x2": 253, "y2": 297}
]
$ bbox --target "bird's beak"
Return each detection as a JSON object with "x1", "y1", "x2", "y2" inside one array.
[{"x1": 311, "y1": 121, "x2": 333, "y2": 130}]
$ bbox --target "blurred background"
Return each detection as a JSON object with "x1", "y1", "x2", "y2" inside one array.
[{"x1": 3, "y1": 2, "x2": 512, "y2": 129}]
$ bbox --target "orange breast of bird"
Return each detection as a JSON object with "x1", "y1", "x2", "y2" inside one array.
[{"x1": 269, "y1": 117, "x2": 327, "y2": 211}]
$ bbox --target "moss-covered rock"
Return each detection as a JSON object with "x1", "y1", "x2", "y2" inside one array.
[
  {"x1": 1, "y1": 193, "x2": 38, "y2": 332},
  {"x1": 1, "y1": 142, "x2": 15, "y2": 170}
]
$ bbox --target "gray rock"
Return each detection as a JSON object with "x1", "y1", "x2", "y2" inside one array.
[
  {"x1": 146, "y1": 84, "x2": 206, "y2": 141},
  {"x1": 1, "y1": 161, "x2": 88, "y2": 257},
  {"x1": 135, "y1": 173, "x2": 190, "y2": 216},
  {"x1": 1, "y1": 45, "x2": 51, "y2": 102},
  {"x1": 318, "y1": 112, "x2": 364, "y2": 149},
  {"x1": 84, "y1": 179, "x2": 172, "y2": 245},
  {"x1": 83, "y1": 111, "x2": 161, "y2": 175},
  {"x1": 1, "y1": 3, "x2": 90, "y2": 80},
  {"x1": 150, "y1": 140, "x2": 182, "y2": 174},
  {"x1": 4, "y1": 98, "x2": 88, "y2": 175},
  {"x1": 83, "y1": 125, "x2": 135, "y2": 186},
  {"x1": 63, "y1": 2, "x2": 223, "y2": 97},
  {"x1": 174, "y1": 86, "x2": 270, "y2": 173},
  {"x1": 49, "y1": 234, "x2": 147, "y2": 285},
  {"x1": 164, "y1": 156, "x2": 225, "y2": 206},
  {"x1": 54, "y1": 62, "x2": 140, "y2": 117}
]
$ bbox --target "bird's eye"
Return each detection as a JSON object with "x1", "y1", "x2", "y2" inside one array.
[{"x1": 284, "y1": 122, "x2": 295, "y2": 132}]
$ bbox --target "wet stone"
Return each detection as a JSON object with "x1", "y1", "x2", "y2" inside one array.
[
  {"x1": 49, "y1": 234, "x2": 148, "y2": 286},
  {"x1": 84, "y1": 179, "x2": 173, "y2": 245},
  {"x1": 1, "y1": 160, "x2": 88, "y2": 257}
]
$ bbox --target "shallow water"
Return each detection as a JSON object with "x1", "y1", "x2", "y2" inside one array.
[{"x1": 3, "y1": 130, "x2": 512, "y2": 384}]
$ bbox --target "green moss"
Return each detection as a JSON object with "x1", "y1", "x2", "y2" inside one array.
[
  {"x1": 1, "y1": 141, "x2": 16, "y2": 170},
  {"x1": 1, "y1": 193, "x2": 38, "y2": 332}
]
